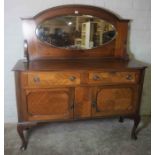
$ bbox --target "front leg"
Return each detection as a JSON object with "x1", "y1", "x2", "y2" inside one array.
[
  {"x1": 17, "y1": 123, "x2": 27, "y2": 150},
  {"x1": 17, "y1": 122, "x2": 37, "y2": 150},
  {"x1": 131, "y1": 115, "x2": 140, "y2": 140}
]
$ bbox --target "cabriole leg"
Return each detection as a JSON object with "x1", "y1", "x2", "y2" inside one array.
[
  {"x1": 17, "y1": 123, "x2": 27, "y2": 150},
  {"x1": 131, "y1": 115, "x2": 140, "y2": 140},
  {"x1": 17, "y1": 122, "x2": 37, "y2": 150}
]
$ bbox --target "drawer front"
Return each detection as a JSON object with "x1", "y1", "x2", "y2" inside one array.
[
  {"x1": 89, "y1": 71, "x2": 139, "y2": 84},
  {"x1": 28, "y1": 72, "x2": 80, "y2": 87}
]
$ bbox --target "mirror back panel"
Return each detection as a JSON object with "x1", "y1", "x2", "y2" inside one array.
[{"x1": 22, "y1": 5, "x2": 129, "y2": 60}]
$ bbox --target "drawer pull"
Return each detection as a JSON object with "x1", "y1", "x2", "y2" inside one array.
[
  {"x1": 33, "y1": 76, "x2": 40, "y2": 83},
  {"x1": 69, "y1": 76, "x2": 76, "y2": 81},
  {"x1": 93, "y1": 75, "x2": 100, "y2": 80},
  {"x1": 126, "y1": 74, "x2": 133, "y2": 80}
]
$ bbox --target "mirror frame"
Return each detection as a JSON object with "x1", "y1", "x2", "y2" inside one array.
[{"x1": 21, "y1": 5, "x2": 130, "y2": 61}]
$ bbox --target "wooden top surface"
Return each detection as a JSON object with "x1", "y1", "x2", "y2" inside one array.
[{"x1": 13, "y1": 59, "x2": 147, "y2": 71}]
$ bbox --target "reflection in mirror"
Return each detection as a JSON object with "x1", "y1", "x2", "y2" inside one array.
[{"x1": 36, "y1": 15, "x2": 117, "y2": 50}]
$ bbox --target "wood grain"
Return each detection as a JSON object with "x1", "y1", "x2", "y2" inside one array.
[
  {"x1": 26, "y1": 88, "x2": 74, "y2": 121},
  {"x1": 92, "y1": 86, "x2": 138, "y2": 117},
  {"x1": 28, "y1": 72, "x2": 80, "y2": 87},
  {"x1": 89, "y1": 71, "x2": 140, "y2": 84},
  {"x1": 74, "y1": 87, "x2": 92, "y2": 119}
]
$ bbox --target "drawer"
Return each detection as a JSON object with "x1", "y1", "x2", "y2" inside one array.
[
  {"x1": 28, "y1": 72, "x2": 80, "y2": 87},
  {"x1": 89, "y1": 71, "x2": 139, "y2": 84}
]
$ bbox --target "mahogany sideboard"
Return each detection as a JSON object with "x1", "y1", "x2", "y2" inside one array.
[{"x1": 13, "y1": 5, "x2": 147, "y2": 150}]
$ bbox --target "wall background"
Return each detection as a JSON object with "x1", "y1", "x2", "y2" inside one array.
[{"x1": 4, "y1": 0, "x2": 151, "y2": 122}]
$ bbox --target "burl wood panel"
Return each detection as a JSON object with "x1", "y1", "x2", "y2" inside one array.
[
  {"x1": 26, "y1": 88, "x2": 74, "y2": 121},
  {"x1": 89, "y1": 71, "x2": 139, "y2": 84},
  {"x1": 92, "y1": 87, "x2": 138, "y2": 117},
  {"x1": 74, "y1": 87, "x2": 92, "y2": 119},
  {"x1": 97, "y1": 88, "x2": 133, "y2": 111},
  {"x1": 28, "y1": 72, "x2": 80, "y2": 87}
]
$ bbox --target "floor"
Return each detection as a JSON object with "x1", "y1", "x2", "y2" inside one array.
[{"x1": 4, "y1": 117, "x2": 151, "y2": 155}]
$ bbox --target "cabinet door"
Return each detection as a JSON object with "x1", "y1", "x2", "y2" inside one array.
[
  {"x1": 92, "y1": 86, "x2": 138, "y2": 117},
  {"x1": 25, "y1": 88, "x2": 74, "y2": 121}
]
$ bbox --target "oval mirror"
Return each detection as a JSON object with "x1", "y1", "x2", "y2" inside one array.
[{"x1": 36, "y1": 15, "x2": 117, "y2": 50}]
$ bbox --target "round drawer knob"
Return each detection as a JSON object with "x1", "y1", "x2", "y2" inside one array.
[
  {"x1": 126, "y1": 74, "x2": 133, "y2": 80},
  {"x1": 33, "y1": 76, "x2": 40, "y2": 83},
  {"x1": 69, "y1": 76, "x2": 76, "y2": 81},
  {"x1": 93, "y1": 75, "x2": 100, "y2": 80}
]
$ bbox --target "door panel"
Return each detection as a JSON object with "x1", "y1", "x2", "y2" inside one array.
[
  {"x1": 92, "y1": 86, "x2": 138, "y2": 117},
  {"x1": 25, "y1": 88, "x2": 74, "y2": 121}
]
